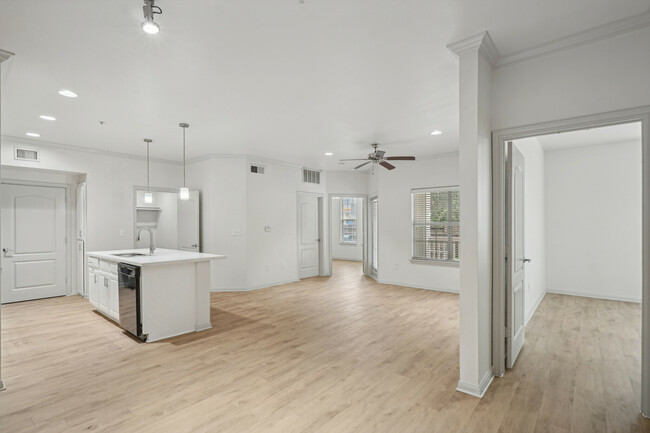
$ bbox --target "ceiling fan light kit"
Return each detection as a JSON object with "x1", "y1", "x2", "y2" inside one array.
[{"x1": 340, "y1": 143, "x2": 416, "y2": 172}]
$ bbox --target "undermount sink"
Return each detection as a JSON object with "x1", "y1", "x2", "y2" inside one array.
[{"x1": 113, "y1": 252, "x2": 148, "y2": 257}]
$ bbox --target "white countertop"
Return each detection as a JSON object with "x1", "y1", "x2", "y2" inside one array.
[{"x1": 87, "y1": 248, "x2": 226, "y2": 266}]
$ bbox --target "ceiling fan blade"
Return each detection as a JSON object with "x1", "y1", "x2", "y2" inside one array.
[
  {"x1": 354, "y1": 161, "x2": 372, "y2": 170},
  {"x1": 340, "y1": 158, "x2": 370, "y2": 162},
  {"x1": 380, "y1": 161, "x2": 396, "y2": 170},
  {"x1": 385, "y1": 156, "x2": 416, "y2": 161}
]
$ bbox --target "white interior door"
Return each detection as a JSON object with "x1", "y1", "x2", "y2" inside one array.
[
  {"x1": 1, "y1": 184, "x2": 67, "y2": 303},
  {"x1": 298, "y1": 193, "x2": 320, "y2": 279},
  {"x1": 370, "y1": 197, "x2": 378, "y2": 276},
  {"x1": 178, "y1": 190, "x2": 200, "y2": 252},
  {"x1": 506, "y1": 143, "x2": 527, "y2": 368}
]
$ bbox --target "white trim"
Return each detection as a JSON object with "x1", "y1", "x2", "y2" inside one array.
[
  {"x1": 377, "y1": 278, "x2": 459, "y2": 294},
  {"x1": 525, "y1": 291, "x2": 546, "y2": 325},
  {"x1": 327, "y1": 193, "x2": 369, "y2": 277},
  {"x1": 195, "y1": 322, "x2": 212, "y2": 332},
  {"x1": 0, "y1": 49, "x2": 14, "y2": 62},
  {"x1": 546, "y1": 289, "x2": 641, "y2": 304},
  {"x1": 457, "y1": 369, "x2": 494, "y2": 398},
  {"x1": 496, "y1": 10, "x2": 650, "y2": 68},
  {"x1": 409, "y1": 258, "x2": 459, "y2": 267},
  {"x1": 211, "y1": 279, "x2": 299, "y2": 293},
  {"x1": 2, "y1": 135, "x2": 182, "y2": 166},
  {"x1": 447, "y1": 31, "x2": 500, "y2": 67}
]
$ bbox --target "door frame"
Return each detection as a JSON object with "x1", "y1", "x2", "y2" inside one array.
[
  {"x1": 491, "y1": 105, "x2": 650, "y2": 417},
  {"x1": 326, "y1": 193, "x2": 369, "y2": 276},
  {"x1": 296, "y1": 191, "x2": 324, "y2": 279},
  {"x1": 0, "y1": 180, "x2": 72, "y2": 298},
  {"x1": 368, "y1": 195, "x2": 379, "y2": 279}
]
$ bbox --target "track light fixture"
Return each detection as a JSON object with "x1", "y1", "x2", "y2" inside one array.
[{"x1": 142, "y1": 0, "x2": 162, "y2": 34}]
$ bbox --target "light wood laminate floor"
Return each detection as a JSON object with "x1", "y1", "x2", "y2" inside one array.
[{"x1": 1, "y1": 260, "x2": 648, "y2": 432}]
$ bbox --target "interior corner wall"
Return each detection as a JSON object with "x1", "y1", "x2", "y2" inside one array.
[
  {"x1": 513, "y1": 138, "x2": 546, "y2": 322},
  {"x1": 375, "y1": 155, "x2": 461, "y2": 292},
  {"x1": 187, "y1": 157, "x2": 248, "y2": 291},
  {"x1": 491, "y1": 27, "x2": 650, "y2": 130},
  {"x1": 545, "y1": 140, "x2": 642, "y2": 302}
]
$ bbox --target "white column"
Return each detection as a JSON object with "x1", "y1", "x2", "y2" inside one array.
[
  {"x1": 0, "y1": 48, "x2": 15, "y2": 391},
  {"x1": 448, "y1": 32, "x2": 498, "y2": 397}
]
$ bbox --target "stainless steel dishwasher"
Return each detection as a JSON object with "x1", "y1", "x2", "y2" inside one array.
[{"x1": 118, "y1": 263, "x2": 145, "y2": 341}]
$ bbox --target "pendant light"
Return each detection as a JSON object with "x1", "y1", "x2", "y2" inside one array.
[
  {"x1": 179, "y1": 123, "x2": 190, "y2": 201},
  {"x1": 144, "y1": 139, "x2": 154, "y2": 204}
]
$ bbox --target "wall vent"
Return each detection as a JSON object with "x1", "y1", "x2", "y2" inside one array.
[
  {"x1": 302, "y1": 168, "x2": 321, "y2": 184},
  {"x1": 14, "y1": 147, "x2": 40, "y2": 162},
  {"x1": 250, "y1": 164, "x2": 265, "y2": 174}
]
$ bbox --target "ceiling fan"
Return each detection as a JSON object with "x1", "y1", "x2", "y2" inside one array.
[{"x1": 340, "y1": 143, "x2": 415, "y2": 171}]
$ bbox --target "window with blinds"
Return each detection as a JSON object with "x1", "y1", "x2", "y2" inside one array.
[
  {"x1": 340, "y1": 198, "x2": 357, "y2": 243},
  {"x1": 411, "y1": 187, "x2": 460, "y2": 262}
]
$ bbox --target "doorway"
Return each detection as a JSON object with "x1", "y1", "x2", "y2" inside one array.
[
  {"x1": 369, "y1": 196, "x2": 378, "y2": 278},
  {"x1": 492, "y1": 109, "x2": 650, "y2": 418},
  {"x1": 1, "y1": 183, "x2": 67, "y2": 303},
  {"x1": 328, "y1": 194, "x2": 366, "y2": 277}
]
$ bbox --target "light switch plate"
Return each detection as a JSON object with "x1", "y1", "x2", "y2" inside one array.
[
  {"x1": 232, "y1": 229, "x2": 241, "y2": 236},
  {"x1": 119, "y1": 229, "x2": 125, "y2": 237}
]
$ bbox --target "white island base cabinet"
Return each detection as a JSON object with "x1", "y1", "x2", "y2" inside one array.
[
  {"x1": 86, "y1": 249, "x2": 224, "y2": 342},
  {"x1": 140, "y1": 261, "x2": 212, "y2": 342}
]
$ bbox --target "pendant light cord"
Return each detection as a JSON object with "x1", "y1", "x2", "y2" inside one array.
[{"x1": 147, "y1": 141, "x2": 150, "y2": 191}]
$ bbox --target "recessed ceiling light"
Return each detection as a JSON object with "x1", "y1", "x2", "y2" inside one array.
[
  {"x1": 26, "y1": 132, "x2": 40, "y2": 137},
  {"x1": 40, "y1": 115, "x2": 56, "y2": 121},
  {"x1": 58, "y1": 89, "x2": 78, "y2": 98},
  {"x1": 430, "y1": 130, "x2": 443, "y2": 136},
  {"x1": 324, "y1": 152, "x2": 334, "y2": 156}
]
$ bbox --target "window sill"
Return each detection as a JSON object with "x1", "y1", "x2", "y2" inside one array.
[
  {"x1": 339, "y1": 242, "x2": 358, "y2": 246},
  {"x1": 410, "y1": 258, "x2": 460, "y2": 267}
]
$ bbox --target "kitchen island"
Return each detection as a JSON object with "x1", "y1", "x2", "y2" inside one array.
[{"x1": 86, "y1": 248, "x2": 226, "y2": 342}]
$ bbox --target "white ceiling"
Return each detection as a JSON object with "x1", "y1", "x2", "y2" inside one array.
[
  {"x1": 528, "y1": 122, "x2": 643, "y2": 151},
  {"x1": 1, "y1": 0, "x2": 648, "y2": 169}
]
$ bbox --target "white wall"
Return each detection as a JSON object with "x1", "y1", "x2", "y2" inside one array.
[
  {"x1": 1, "y1": 140, "x2": 182, "y2": 252},
  {"x1": 375, "y1": 154, "x2": 460, "y2": 293},
  {"x1": 513, "y1": 138, "x2": 546, "y2": 322},
  {"x1": 188, "y1": 156, "x2": 325, "y2": 291},
  {"x1": 492, "y1": 27, "x2": 650, "y2": 131},
  {"x1": 545, "y1": 140, "x2": 642, "y2": 302},
  {"x1": 330, "y1": 197, "x2": 364, "y2": 261}
]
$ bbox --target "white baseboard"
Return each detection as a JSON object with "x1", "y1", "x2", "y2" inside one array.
[
  {"x1": 195, "y1": 323, "x2": 212, "y2": 332},
  {"x1": 457, "y1": 369, "x2": 494, "y2": 398},
  {"x1": 377, "y1": 278, "x2": 459, "y2": 294},
  {"x1": 212, "y1": 279, "x2": 299, "y2": 293},
  {"x1": 525, "y1": 291, "x2": 547, "y2": 325},
  {"x1": 546, "y1": 289, "x2": 641, "y2": 304}
]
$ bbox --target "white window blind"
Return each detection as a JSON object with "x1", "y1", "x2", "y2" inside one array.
[
  {"x1": 340, "y1": 198, "x2": 357, "y2": 243},
  {"x1": 411, "y1": 187, "x2": 460, "y2": 262}
]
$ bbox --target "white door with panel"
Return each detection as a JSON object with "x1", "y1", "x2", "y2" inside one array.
[
  {"x1": 1, "y1": 184, "x2": 67, "y2": 303},
  {"x1": 298, "y1": 193, "x2": 320, "y2": 279},
  {"x1": 506, "y1": 143, "x2": 528, "y2": 368},
  {"x1": 178, "y1": 191, "x2": 200, "y2": 252}
]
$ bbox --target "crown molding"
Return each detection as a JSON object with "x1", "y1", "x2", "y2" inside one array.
[
  {"x1": 496, "y1": 9, "x2": 650, "y2": 68},
  {"x1": 447, "y1": 31, "x2": 500, "y2": 67},
  {"x1": 0, "y1": 49, "x2": 14, "y2": 63},
  {"x1": 1, "y1": 135, "x2": 182, "y2": 166}
]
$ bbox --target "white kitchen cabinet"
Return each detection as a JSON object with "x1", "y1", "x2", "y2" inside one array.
[
  {"x1": 88, "y1": 268, "x2": 100, "y2": 308},
  {"x1": 87, "y1": 257, "x2": 120, "y2": 322},
  {"x1": 108, "y1": 275, "x2": 119, "y2": 319}
]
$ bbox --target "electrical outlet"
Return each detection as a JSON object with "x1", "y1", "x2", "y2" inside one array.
[
  {"x1": 394, "y1": 263, "x2": 399, "y2": 269},
  {"x1": 266, "y1": 264, "x2": 271, "y2": 271},
  {"x1": 119, "y1": 229, "x2": 125, "y2": 237}
]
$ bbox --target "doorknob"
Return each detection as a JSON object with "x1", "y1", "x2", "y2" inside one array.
[
  {"x1": 523, "y1": 258, "x2": 532, "y2": 263},
  {"x1": 2, "y1": 248, "x2": 14, "y2": 257},
  {"x1": 183, "y1": 244, "x2": 200, "y2": 249}
]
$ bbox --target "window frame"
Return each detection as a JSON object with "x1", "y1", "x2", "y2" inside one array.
[
  {"x1": 411, "y1": 186, "x2": 460, "y2": 263},
  {"x1": 340, "y1": 197, "x2": 358, "y2": 245}
]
